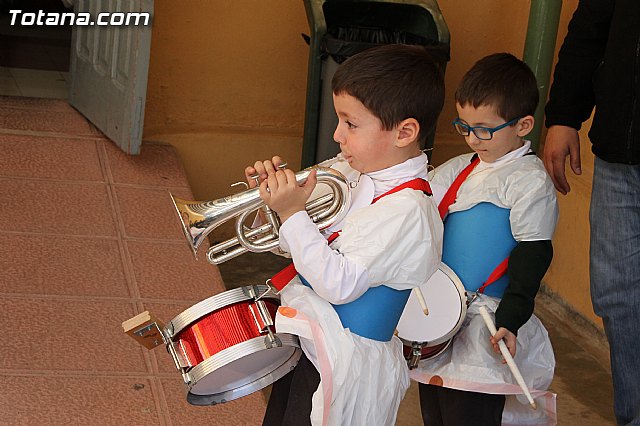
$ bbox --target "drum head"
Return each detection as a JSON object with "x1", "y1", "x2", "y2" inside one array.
[
  {"x1": 396, "y1": 264, "x2": 466, "y2": 345},
  {"x1": 186, "y1": 334, "x2": 301, "y2": 405}
]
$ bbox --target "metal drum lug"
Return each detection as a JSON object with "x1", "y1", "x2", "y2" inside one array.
[
  {"x1": 249, "y1": 299, "x2": 274, "y2": 333},
  {"x1": 264, "y1": 330, "x2": 282, "y2": 349},
  {"x1": 409, "y1": 342, "x2": 424, "y2": 370}
]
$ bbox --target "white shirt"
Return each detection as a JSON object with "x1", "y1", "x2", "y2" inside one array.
[
  {"x1": 278, "y1": 153, "x2": 443, "y2": 304},
  {"x1": 429, "y1": 141, "x2": 558, "y2": 241}
]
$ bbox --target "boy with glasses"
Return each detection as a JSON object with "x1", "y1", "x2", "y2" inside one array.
[{"x1": 410, "y1": 53, "x2": 559, "y2": 425}]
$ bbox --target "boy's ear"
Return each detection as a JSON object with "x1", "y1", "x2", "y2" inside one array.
[
  {"x1": 395, "y1": 118, "x2": 420, "y2": 148},
  {"x1": 516, "y1": 115, "x2": 535, "y2": 137}
]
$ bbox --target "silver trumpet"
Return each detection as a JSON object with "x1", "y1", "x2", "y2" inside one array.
[{"x1": 170, "y1": 161, "x2": 351, "y2": 264}]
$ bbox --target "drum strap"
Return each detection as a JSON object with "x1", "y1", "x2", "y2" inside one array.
[
  {"x1": 477, "y1": 257, "x2": 509, "y2": 293},
  {"x1": 437, "y1": 155, "x2": 509, "y2": 292},
  {"x1": 438, "y1": 155, "x2": 480, "y2": 220},
  {"x1": 269, "y1": 178, "x2": 432, "y2": 292}
]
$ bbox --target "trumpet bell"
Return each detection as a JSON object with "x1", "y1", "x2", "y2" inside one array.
[
  {"x1": 171, "y1": 196, "x2": 209, "y2": 257},
  {"x1": 171, "y1": 187, "x2": 264, "y2": 258},
  {"x1": 170, "y1": 163, "x2": 351, "y2": 264}
]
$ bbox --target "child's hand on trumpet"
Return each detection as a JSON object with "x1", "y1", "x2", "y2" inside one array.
[
  {"x1": 245, "y1": 156, "x2": 286, "y2": 188},
  {"x1": 244, "y1": 156, "x2": 318, "y2": 223}
]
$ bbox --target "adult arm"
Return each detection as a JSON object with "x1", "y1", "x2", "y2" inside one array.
[
  {"x1": 544, "y1": 0, "x2": 612, "y2": 193},
  {"x1": 543, "y1": 125, "x2": 581, "y2": 195}
]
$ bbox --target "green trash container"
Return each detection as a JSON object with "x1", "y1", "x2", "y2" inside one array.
[{"x1": 301, "y1": 0, "x2": 451, "y2": 167}]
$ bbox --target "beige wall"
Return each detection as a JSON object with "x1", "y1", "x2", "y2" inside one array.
[
  {"x1": 540, "y1": 0, "x2": 600, "y2": 327},
  {"x1": 143, "y1": 0, "x2": 598, "y2": 327},
  {"x1": 144, "y1": 1, "x2": 309, "y2": 201}
]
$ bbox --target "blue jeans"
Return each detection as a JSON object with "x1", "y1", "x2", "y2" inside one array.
[{"x1": 590, "y1": 157, "x2": 640, "y2": 426}]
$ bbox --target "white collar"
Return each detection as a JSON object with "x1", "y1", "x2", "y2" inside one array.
[
  {"x1": 476, "y1": 140, "x2": 532, "y2": 172},
  {"x1": 367, "y1": 153, "x2": 429, "y2": 197}
]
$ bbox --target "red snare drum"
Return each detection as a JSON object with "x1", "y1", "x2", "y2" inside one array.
[
  {"x1": 396, "y1": 263, "x2": 468, "y2": 369},
  {"x1": 164, "y1": 285, "x2": 301, "y2": 405}
]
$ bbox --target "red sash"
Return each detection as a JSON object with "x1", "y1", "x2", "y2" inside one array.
[
  {"x1": 269, "y1": 178, "x2": 432, "y2": 292},
  {"x1": 437, "y1": 156, "x2": 509, "y2": 293}
]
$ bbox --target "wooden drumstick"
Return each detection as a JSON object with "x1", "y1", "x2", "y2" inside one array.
[
  {"x1": 478, "y1": 306, "x2": 536, "y2": 410},
  {"x1": 413, "y1": 287, "x2": 429, "y2": 316}
]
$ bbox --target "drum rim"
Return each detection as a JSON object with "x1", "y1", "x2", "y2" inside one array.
[
  {"x1": 167, "y1": 285, "x2": 278, "y2": 337},
  {"x1": 397, "y1": 262, "x2": 468, "y2": 346},
  {"x1": 427, "y1": 262, "x2": 467, "y2": 342},
  {"x1": 186, "y1": 333, "x2": 301, "y2": 405}
]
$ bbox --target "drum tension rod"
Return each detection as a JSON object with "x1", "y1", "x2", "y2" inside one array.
[
  {"x1": 244, "y1": 285, "x2": 283, "y2": 349},
  {"x1": 249, "y1": 301, "x2": 282, "y2": 350},
  {"x1": 249, "y1": 299, "x2": 273, "y2": 333},
  {"x1": 408, "y1": 342, "x2": 425, "y2": 370}
]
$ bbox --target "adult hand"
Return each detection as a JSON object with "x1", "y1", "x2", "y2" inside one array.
[
  {"x1": 490, "y1": 327, "x2": 517, "y2": 360},
  {"x1": 542, "y1": 125, "x2": 582, "y2": 195}
]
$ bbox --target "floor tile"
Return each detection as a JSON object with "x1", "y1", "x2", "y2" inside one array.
[
  {"x1": 0, "y1": 75, "x2": 21, "y2": 96},
  {"x1": 127, "y1": 240, "x2": 224, "y2": 303},
  {"x1": 0, "y1": 104, "x2": 99, "y2": 135},
  {"x1": 0, "y1": 94, "x2": 76, "y2": 111},
  {"x1": 0, "y1": 179, "x2": 118, "y2": 237},
  {"x1": 17, "y1": 77, "x2": 68, "y2": 99},
  {"x1": 103, "y1": 140, "x2": 191, "y2": 187},
  {"x1": 10, "y1": 68, "x2": 68, "y2": 99},
  {"x1": 0, "y1": 134, "x2": 103, "y2": 181},
  {"x1": 217, "y1": 252, "x2": 293, "y2": 289},
  {"x1": 0, "y1": 297, "x2": 146, "y2": 373},
  {"x1": 162, "y1": 378, "x2": 266, "y2": 426},
  {"x1": 0, "y1": 234, "x2": 129, "y2": 298},
  {"x1": 114, "y1": 185, "x2": 193, "y2": 240},
  {"x1": 0, "y1": 375, "x2": 161, "y2": 426}
]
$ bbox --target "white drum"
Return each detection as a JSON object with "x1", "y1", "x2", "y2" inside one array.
[{"x1": 396, "y1": 263, "x2": 467, "y2": 368}]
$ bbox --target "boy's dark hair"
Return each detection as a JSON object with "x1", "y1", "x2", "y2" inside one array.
[
  {"x1": 331, "y1": 44, "x2": 445, "y2": 146},
  {"x1": 455, "y1": 53, "x2": 538, "y2": 121}
]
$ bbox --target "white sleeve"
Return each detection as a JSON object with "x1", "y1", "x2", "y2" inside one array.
[
  {"x1": 279, "y1": 190, "x2": 443, "y2": 304},
  {"x1": 336, "y1": 190, "x2": 442, "y2": 292},
  {"x1": 278, "y1": 211, "x2": 371, "y2": 305},
  {"x1": 504, "y1": 162, "x2": 559, "y2": 241}
]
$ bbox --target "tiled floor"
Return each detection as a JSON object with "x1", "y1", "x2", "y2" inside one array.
[
  {"x1": 0, "y1": 95, "x2": 266, "y2": 425},
  {"x1": 0, "y1": 86, "x2": 618, "y2": 425},
  {"x1": 0, "y1": 66, "x2": 69, "y2": 99}
]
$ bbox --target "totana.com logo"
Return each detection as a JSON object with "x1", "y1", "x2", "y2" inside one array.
[{"x1": 8, "y1": 9, "x2": 151, "y2": 26}]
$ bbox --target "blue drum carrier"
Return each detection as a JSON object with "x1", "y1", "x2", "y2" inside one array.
[
  {"x1": 442, "y1": 202, "x2": 517, "y2": 298},
  {"x1": 299, "y1": 275, "x2": 410, "y2": 342}
]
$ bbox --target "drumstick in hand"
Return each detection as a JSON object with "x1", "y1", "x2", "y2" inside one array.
[
  {"x1": 478, "y1": 306, "x2": 536, "y2": 410},
  {"x1": 413, "y1": 287, "x2": 429, "y2": 316}
]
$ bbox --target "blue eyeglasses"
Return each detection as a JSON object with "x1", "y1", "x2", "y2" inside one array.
[{"x1": 452, "y1": 117, "x2": 521, "y2": 140}]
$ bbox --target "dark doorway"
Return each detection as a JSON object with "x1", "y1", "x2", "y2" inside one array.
[
  {"x1": 0, "y1": 0, "x2": 72, "y2": 98},
  {"x1": 0, "y1": 0, "x2": 71, "y2": 71}
]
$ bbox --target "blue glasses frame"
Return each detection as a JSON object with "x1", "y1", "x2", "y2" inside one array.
[{"x1": 452, "y1": 117, "x2": 521, "y2": 140}]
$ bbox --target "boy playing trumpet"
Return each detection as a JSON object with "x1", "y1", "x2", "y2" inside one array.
[{"x1": 246, "y1": 44, "x2": 445, "y2": 425}]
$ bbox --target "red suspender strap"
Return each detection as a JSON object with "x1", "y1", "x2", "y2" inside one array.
[
  {"x1": 269, "y1": 231, "x2": 341, "y2": 292},
  {"x1": 437, "y1": 156, "x2": 480, "y2": 220},
  {"x1": 269, "y1": 178, "x2": 432, "y2": 292},
  {"x1": 477, "y1": 257, "x2": 510, "y2": 294},
  {"x1": 269, "y1": 263, "x2": 298, "y2": 292},
  {"x1": 372, "y1": 178, "x2": 432, "y2": 203}
]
